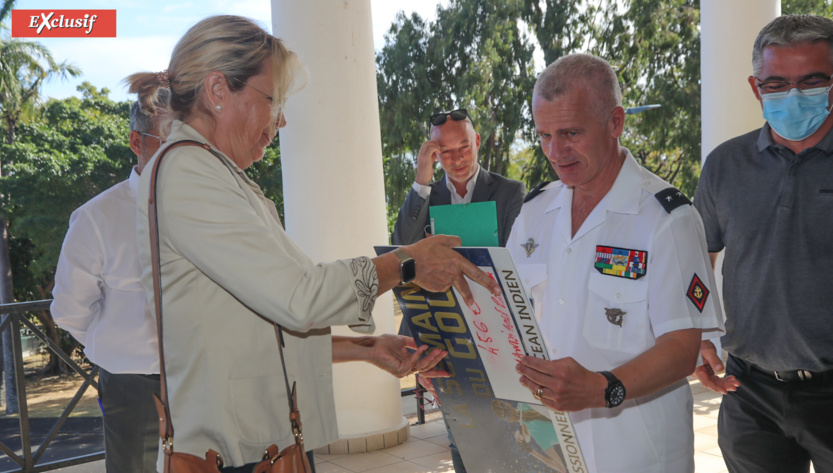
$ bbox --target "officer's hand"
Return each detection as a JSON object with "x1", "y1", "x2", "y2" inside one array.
[
  {"x1": 516, "y1": 356, "x2": 607, "y2": 412},
  {"x1": 692, "y1": 340, "x2": 740, "y2": 394}
]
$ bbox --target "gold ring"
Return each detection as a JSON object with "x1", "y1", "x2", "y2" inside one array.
[{"x1": 534, "y1": 386, "x2": 544, "y2": 400}]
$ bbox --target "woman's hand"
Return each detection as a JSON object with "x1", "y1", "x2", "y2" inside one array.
[
  {"x1": 416, "y1": 374, "x2": 441, "y2": 406},
  {"x1": 373, "y1": 235, "x2": 502, "y2": 306},
  {"x1": 366, "y1": 334, "x2": 449, "y2": 378},
  {"x1": 332, "y1": 335, "x2": 450, "y2": 378},
  {"x1": 408, "y1": 236, "x2": 502, "y2": 303}
]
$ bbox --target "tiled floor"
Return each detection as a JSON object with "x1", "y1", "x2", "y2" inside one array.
[
  {"x1": 312, "y1": 377, "x2": 733, "y2": 473},
  {"x1": 56, "y1": 377, "x2": 815, "y2": 472}
]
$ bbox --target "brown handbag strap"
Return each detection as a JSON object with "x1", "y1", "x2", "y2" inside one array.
[
  {"x1": 148, "y1": 139, "x2": 299, "y2": 448},
  {"x1": 274, "y1": 325, "x2": 301, "y2": 433},
  {"x1": 149, "y1": 139, "x2": 209, "y2": 443}
]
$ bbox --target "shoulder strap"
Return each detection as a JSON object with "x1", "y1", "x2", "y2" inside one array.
[
  {"x1": 148, "y1": 140, "x2": 296, "y2": 449},
  {"x1": 149, "y1": 139, "x2": 209, "y2": 446},
  {"x1": 653, "y1": 187, "x2": 692, "y2": 214},
  {"x1": 524, "y1": 181, "x2": 551, "y2": 203}
]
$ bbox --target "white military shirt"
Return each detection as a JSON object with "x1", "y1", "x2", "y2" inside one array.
[
  {"x1": 507, "y1": 149, "x2": 723, "y2": 473},
  {"x1": 52, "y1": 168, "x2": 158, "y2": 374}
]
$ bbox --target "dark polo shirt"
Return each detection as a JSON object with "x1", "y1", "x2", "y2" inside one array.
[{"x1": 694, "y1": 123, "x2": 833, "y2": 372}]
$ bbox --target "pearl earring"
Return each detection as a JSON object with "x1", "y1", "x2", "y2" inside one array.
[{"x1": 215, "y1": 104, "x2": 222, "y2": 112}]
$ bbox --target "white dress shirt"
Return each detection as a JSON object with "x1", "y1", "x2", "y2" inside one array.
[
  {"x1": 51, "y1": 168, "x2": 158, "y2": 374},
  {"x1": 507, "y1": 150, "x2": 723, "y2": 473},
  {"x1": 412, "y1": 163, "x2": 481, "y2": 204}
]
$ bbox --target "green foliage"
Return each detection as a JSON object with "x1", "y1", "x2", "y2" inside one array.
[
  {"x1": 519, "y1": 0, "x2": 704, "y2": 196},
  {"x1": 0, "y1": 0, "x2": 14, "y2": 25},
  {"x1": 2, "y1": 90, "x2": 286, "y2": 297},
  {"x1": 2, "y1": 90, "x2": 132, "y2": 299},
  {"x1": 245, "y1": 140, "x2": 285, "y2": 225},
  {"x1": 377, "y1": 0, "x2": 833, "y2": 205},
  {"x1": 0, "y1": 34, "x2": 81, "y2": 145},
  {"x1": 602, "y1": 0, "x2": 703, "y2": 195},
  {"x1": 377, "y1": 0, "x2": 537, "y2": 230},
  {"x1": 782, "y1": 0, "x2": 833, "y2": 15},
  {"x1": 522, "y1": 0, "x2": 594, "y2": 69}
]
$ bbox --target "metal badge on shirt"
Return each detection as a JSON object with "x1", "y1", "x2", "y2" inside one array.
[
  {"x1": 594, "y1": 245, "x2": 648, "y2": 279},
  {"x1": 605, "y1": 308, "x2": 626, "y2": 327},
  {"x1": 522, "y1": 238, "x2": 539, "y2": 258}
]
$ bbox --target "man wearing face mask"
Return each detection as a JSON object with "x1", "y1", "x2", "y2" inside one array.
[{"x1": 693, "y1": 14, "x2": 833, "y2": 473}]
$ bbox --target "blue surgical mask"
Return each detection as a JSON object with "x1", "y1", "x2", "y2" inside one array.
[{"x1": 762, "y1": 86, "x2": 833, "y2": 141}]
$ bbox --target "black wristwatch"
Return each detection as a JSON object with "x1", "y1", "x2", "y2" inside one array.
[
  {"x1": 392, "y1": 248, "x2": 416, "y2": 284},
  {"x1": 599, "y1": 371, "x2": 626, "y2": 408}
]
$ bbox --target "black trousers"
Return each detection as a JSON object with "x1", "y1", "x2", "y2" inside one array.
[
  {"x1": 718, "y1": 355, "x2": 833, "y2": 473},
  {"x1": 220, "y1": 451, "x2": 316, "y2": 473},
  {"x1": 98, "y1": 370, "x2": 161, "y2": 473}
]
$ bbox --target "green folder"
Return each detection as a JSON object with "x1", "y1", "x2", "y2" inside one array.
[{"x1": 429, "y1": 201, "x2": 499, "y2": 247}]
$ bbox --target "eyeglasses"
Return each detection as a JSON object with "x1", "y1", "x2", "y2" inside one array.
[
  {"x1": 231, "y1": 77, "x2": 276, "y2": 104},
  {"x1": 236, "y1": 80, "x2": 284, "y2": 117},
  {"x1": 755, "y1": 73, "x2": 833, "y2": 96},
  {"x1": 241, "y1": 82, "x2": 274, "y2": 104},
  {"x1": 429, "y1": 109, "x2": 469, "y2": 126},
  {"x1": 140, "y1": 132, "x2": 165, "y2": 146}
]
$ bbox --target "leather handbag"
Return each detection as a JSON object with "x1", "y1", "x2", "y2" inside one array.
[{"x1": 147, "y1": 140, "x2": 313, "y2": 473}]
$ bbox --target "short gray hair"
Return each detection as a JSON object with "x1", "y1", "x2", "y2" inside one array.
[
  {"x1": 129, "y1": 87, "x2": 170, "y2": 133},
  {"x1": 533, "y1": 53, "x2": 622, "y2": 120},
  {"x1": 752, "y1": 15, "x2": 833, "y2": 76}
]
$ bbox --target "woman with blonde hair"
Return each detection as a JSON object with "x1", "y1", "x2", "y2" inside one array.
[{"x1": 128, "y1": 15, "x2": 499, "y2": 473}]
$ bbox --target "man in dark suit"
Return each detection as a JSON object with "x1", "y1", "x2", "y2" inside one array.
[
  {"x1": 392, "y1": 109, "x2": 525, "y2": 247},
  {"x1": 392, "y1": 109, "x2": 525, "y2": 473}
]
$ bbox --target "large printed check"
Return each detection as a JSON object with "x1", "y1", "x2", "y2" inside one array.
[{"x1": 377, "y1": 246, "x2": 588, "y2": 473}]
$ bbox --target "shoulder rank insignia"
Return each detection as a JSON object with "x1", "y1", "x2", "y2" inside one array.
[
  {"x1": 595, "y1": 246, "x2": 647, "y2": 279},
  {"x1": 686, "y1": 274, "x2": 709, "y2": 312},
  {"x1": 655, "y1": 187, "x2": 692, "y2": 214},
  {"x1": 524, "y1": 181, "x2": 552, "y2": 203}
]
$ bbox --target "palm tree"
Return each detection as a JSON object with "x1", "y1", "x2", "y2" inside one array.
[
  {"x1": 0, "y1": 39, "x2": 81, "y2": 146},
  {"x1": 0, "y1": 0, "x2": 81, "y2": 413}
]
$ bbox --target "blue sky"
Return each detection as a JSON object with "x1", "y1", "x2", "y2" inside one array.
[{"x1": 11, "y1": 0, "x2": 444, "y2": 102}]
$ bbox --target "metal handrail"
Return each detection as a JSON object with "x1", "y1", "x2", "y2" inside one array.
[
  {"x1": 0, "y1": 300, "x2": 104, "y2": 473},
  {"x1": 0, "y1": 299, "x2": 430, "y2": 471},
  {"x1": 400, "y1": 385, "x2": 427, "y2": 425}
]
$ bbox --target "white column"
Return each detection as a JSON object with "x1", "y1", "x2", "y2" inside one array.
[
  {"x1": 700, "y1": 1, "x2": 778, "y2": 356},
  {"x1": 272, "y1": 0, "x2": 405, "y2": 444},
  {"x1": 701, "y1": 0, "x2": 779, "y2": 160}
]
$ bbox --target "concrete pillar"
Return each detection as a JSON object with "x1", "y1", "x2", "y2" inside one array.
[
  {"x1": 701, "y1": 0, "x2": 779, "y2": 160},
  {"x1": 700, "y1": 1, "x2": 779, "y2": 355},
  {"x1": 270, "y1": 0, "x2": 406, "y2": 450}
]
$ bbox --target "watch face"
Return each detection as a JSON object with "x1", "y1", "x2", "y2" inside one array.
[
  {"x1": 608, "y1": 384, "x2": 626, "y2": 407},
  {"x1": 401, "y1": 259, "x2": 416, "y2": 284}
]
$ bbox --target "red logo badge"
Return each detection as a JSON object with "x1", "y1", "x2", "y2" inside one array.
[
  {"x1": 686, "y1": 274, "x2": 709, "y2": 312},
  {"x1": 11, "y1": 10, "x2": 116, "y2": 38}
]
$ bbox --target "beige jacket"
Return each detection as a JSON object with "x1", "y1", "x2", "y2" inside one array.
[{"x1": 137, "y1": 121, "x2": 376, "y2": 468}]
